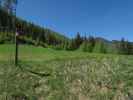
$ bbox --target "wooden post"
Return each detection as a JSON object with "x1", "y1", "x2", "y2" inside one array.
[
  {"x1": 15, "y1": 31, "x2": 18, "y2": 66},
  {"x1": 13, "y1": 8, "x2": 17, "y2": 66}
]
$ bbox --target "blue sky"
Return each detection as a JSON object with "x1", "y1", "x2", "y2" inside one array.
[{"x1": 16, "y1": 0, "x2": 133, "y2": 41}]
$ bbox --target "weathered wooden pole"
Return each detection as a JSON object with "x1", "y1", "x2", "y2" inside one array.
[
  {"x1": 13, "y1": 6, "x2": 18, "y2": 66},
  {"x1": 15, "y1": 31, "x2": 18, "y2": 66}
]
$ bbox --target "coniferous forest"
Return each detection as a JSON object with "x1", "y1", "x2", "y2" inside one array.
[{"x1": 0, "y1": 7, "x2": 133, "y2": 55}]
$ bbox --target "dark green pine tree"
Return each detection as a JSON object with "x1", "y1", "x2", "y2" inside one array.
[{"x1": 74, "y1": 32, "x2": 83, "y2": 49}]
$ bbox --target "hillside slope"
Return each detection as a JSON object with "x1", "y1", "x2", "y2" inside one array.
[{"x1": 0, "y1": 8, "x2": 68, "y2": 46}]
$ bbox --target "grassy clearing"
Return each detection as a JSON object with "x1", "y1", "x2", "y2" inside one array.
[
  {"x1": 0, "y1": 44, "x2": 122, "y2": 62},
  {"x1": 0, "y1": 44, "x2": 91, "y2": 62},
  {"x1": 0, "y1": 44, "x2": 133, "y2": 100}
]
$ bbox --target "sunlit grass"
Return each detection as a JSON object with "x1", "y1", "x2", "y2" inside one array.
[
  {"x1": 0, "y1": 44, "x2": 133, "y2": 100},
  {"x1": 0, "y1": 44, "x2": 127, "y2": 62}
]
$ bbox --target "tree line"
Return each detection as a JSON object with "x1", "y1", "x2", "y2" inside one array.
[
  {"x1": 68, "y1": 33, "x2": 133, "y2": 55},
  {"x1": 0, "y1": 6, "x2": 133, "y2": 55},
  {"x1": 57, "y1": 32, "x2": 133, "y2": 55},
  {"x1": 0, "y1": 7, "x2": 68, "y2": 46}
]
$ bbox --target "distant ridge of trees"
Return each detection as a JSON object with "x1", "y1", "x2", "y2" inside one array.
[{"x1": 0, "y1": 7, "x2": 133, "y2": 55}]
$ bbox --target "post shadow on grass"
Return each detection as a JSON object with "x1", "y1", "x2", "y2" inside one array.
[
  {"x1": 14, "y1": 34, "x2": 50, "y2": 77},
  {"x1": 11, "y1": 93, "x2": 28, "y2": 100},
  {"x1": 18, "y1": 63, "x2": 51, "y2": 77},
  {"x1": 15, "y1": 28, "x2": 50, "y2": 77}
]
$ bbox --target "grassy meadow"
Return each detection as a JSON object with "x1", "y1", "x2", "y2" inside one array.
[{"x1": 0, "y1": 44, "x2": 133, "y2": 100}]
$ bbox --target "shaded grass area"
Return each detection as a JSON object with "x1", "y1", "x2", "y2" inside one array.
[{"x1": 0, "y1": 44, "x2": 133, "y2": 100}]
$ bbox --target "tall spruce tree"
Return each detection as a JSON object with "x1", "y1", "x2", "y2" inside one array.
[{"x1": 74, "y1": 32, "x2": 83, "y2": 49}]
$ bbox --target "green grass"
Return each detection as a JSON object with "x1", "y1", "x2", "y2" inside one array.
[
  {"x1": 0, "y1": 44, "x2": 123, "y2": 62},
  {"x1": 0, "y1": 44, "x2": 92, "y2": 61},
  {"x1": 0, "y1": 44, "x2": 133, "y2": 100}
]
